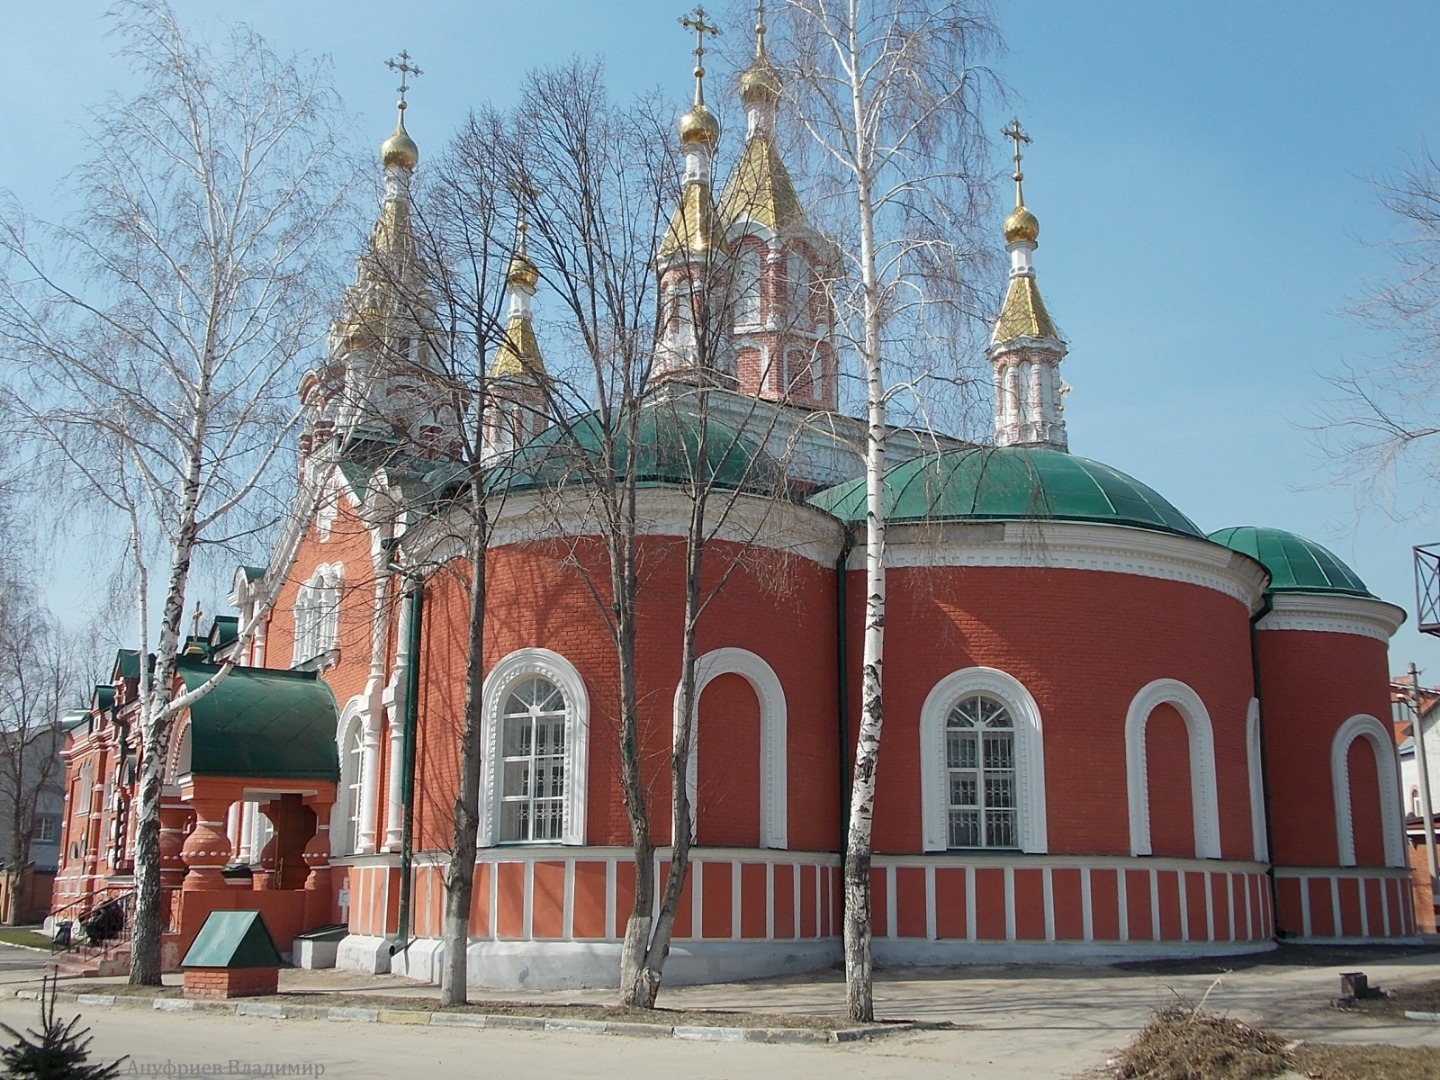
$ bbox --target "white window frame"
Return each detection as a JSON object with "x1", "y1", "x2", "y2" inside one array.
[
  {"x1": 1331, "y1": 713, "x2": 1406, "y2": 868},
  {"x1": 680, "y1": 647, "x2": 789, "y2": 850},
  {"x1": 733, "y1": 244, "x2": 762, "y2": 327},
  {"x1": 479, "y1": 649, "x2": 589, "y2": 847},
  {"x1": 920, "y1": 668, "x2": 1048, "y2": 854},
  {"x1": 1124, "y1": 678, "x2": 1221, "y2": 859},
  {"x1": 339, "y1": 716, "x2": 365, "y2": 855},
  {"x1": 33, "y1": 815, "x2": 59, "y2": 843},
  {"x1": 1245, "y1": 697, "x2": 1269, "y2": 862},
  {"x1": 292, "y1": 563, "x2": 343, "y2": 666}
]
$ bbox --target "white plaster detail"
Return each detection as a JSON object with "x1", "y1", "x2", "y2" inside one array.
[
  {"x1": 1125, "y1": 679, "x2": 1222, "y2": 860},
  {"x1": 1245, "y1": 698, "x2": 1269, "y2": 862},
  {"x1": 333, "y1": 697, "x2": 367, "y2": 856},
  {"x1": 479, "y1": 649, "x2": 590, "y2": 848},
  {"x1": 680, "y1": 647, "x2": 788, "y2": 850},
  {"x1": 881, "y1": 520, "x2": 1269, "y2": 610},
  {"x1": 1330, "y1": 714, "x2": 1406, "y2": 869},
  {"x1": 919, "y1": 667, "x2": 1048, "y2": 854},
  {"x1": 1257, "y1": 592, "x2": 1407, "y2": 643}
]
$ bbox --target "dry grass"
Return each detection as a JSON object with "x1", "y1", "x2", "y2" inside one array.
[{"x1": 1112, "y1": 1002, "x2": 1440, "y2": 1080}]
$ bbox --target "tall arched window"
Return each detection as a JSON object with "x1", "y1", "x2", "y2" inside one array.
[
  {"x1": 921, "y1": 668, "x2": 1047, "y2": 853},
  {"x1": 292, "y1": 563, "x2": 342, "y2": 665},
  {"x1": 945, "y1": 694, "x2": 1017, "y2": 849},
  {"x1": 342, "y1": 721, "x2": 365, "y2": 854},
  {"x1": 480, "y1": 649, "x2": 590, "y2": 847},
  {"x1": 734, "y1": 245, "x2": 762, "y2": 327},
  {"x1": 499, "y1": 677, "x2": 568, "y2": 842}
]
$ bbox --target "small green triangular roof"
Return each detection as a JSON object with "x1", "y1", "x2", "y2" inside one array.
[
  {"x1": 182, "y1": 910, "x2": 282, "y2": 969},
  {"x1": 1208, "y1": 526, "x2": 1372, "y2": 597},
  {"x1": 809, "y1": 445, "x2": 1203, "y2": 539},
  {"x1": 177, "y1": 659, "x2": 339, "y2": 782}
]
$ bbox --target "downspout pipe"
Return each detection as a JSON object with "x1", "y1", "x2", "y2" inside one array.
[
  {"x1": 390, "y1": 577, "x2": 424, "y2": 959},
  {"x1": 1247, "y1": 590, "x2": 1280, "y2": 938},
  {"x1": 835, "y1": 526, "x2": 855, "y2": 870}
]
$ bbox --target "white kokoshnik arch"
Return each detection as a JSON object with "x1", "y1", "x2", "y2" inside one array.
[
  {"x1": 1330, "y1": 713, "x2": 1406, "y2": 869},
  {"x1": 479, "y1": 648, "x2": 590, "y2": 848},
  {"x1": 1125, "y1": 679, "x2": 1222, "y2": 860},
  {"x1": 919, "y1": 667, "x2": 1048, "y2": 854},
  {"x1": 680, "y1": 648, "x2": 789, "y2": 850},
  {"x1": 1245, "y1": 698, "x2": 1269, "y2": 863}
]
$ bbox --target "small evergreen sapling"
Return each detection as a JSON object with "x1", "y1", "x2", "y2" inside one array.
[{"x1": 0, "y1": 976, "x2": 126, "y2": 1079}]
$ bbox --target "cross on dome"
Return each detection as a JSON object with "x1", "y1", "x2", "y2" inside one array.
[
  {"x1": 385, "y1": 50, "x2": 423, "y2": 112},
  {"x1": 680, "y1": 6, "x2": 720, "y2": 105}
]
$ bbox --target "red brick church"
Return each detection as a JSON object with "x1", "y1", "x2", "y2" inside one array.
[{"x1": 51, "y1": 30, "x2": 1414, "y2": 986}]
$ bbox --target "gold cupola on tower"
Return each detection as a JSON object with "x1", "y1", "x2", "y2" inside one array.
[
  {"x1": 738, "y1": 0, "x2": 781, "y2": 107},
  {"x1": 379, "y1": 50, "x2": 422, "y2": 170},
  {"x1": 678, "y1": 6, "x2": 722, "y2": 146}
]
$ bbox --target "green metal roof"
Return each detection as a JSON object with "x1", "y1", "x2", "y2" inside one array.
[
  {"x1": 496, "y1": 406, "x2": 784, "y2": 496},
  {"x1": 1207, "y1": 526, "x2": 1372, "y2": 597},
  {"x1": 114, "y1": 650, "x2": 141, "y2": 680},
  {"x1": 176, "y1": 658, "x2": 339, "y2": 782},
  {"x1": 182, "y1": 910, "x2": 282, "y2": 969},
  {"x1": 808, "y1": 445, "x2": 1204, "y2": 538},
  {"x1": 92, "y1": 684, "x2": 115, "y2": 713}
]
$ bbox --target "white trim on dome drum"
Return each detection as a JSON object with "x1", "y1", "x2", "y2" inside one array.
[
  {"x1": 1125, "y1": 679, "x2": 1221, "y2": 860},
  {"x1": 1257, "y1": 593, "x2": 1406, "y2": 643}
]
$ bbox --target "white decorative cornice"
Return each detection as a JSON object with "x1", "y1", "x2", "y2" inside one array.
[
  {"x1": 414, "y1": 487, "x2": 846, "y2": 570},
  {"x1": 1258, "y1": 592, "x2": 1406, "y2": 643},
  {"x1": 878, "y1": 520, "x2": 1269, "y2": 610}
]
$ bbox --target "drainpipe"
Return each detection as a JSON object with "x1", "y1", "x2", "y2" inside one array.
[
  {"x1": 835, "y1": 527, "x2": 855, "y2": 870},
  {"x1": 390, "y1": 578, "x2": 424, "y2": 959},
  {"x1": 1248, "y1": 591, "x2": 1280, "y2": 938}
]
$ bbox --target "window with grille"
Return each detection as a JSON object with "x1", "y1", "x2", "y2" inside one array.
[
  {"x1": 499, "y1": 677, "x2": 568, "y2": 842},
  {"x1": 945, "y1": 693, "x2": 1017, "y2": 849}
]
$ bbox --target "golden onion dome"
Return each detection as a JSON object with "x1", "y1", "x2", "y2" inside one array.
[
  {"x1": 739, "y1": 59, "x2": 782, "y2": 106},
  {"x1": 381, "y1": 113, "x2": 419, "y2": 169},
  {"x1": 679, "y1": 102, "x2": 721, "y2": 146},
  {"x1": 1003, "y1": 204, "x2": 1039, "y2": 245},
  {"x1": 507, "y1": 252, "x2": 539, "y2": 290}
]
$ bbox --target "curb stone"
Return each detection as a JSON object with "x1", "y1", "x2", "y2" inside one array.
[
  {"x1": 4, "y1": 985, "x2": 912, "y2": 1044},
  {"x1": 1404, "y1": 1010, "x2": 1440, "y2": 1022}
]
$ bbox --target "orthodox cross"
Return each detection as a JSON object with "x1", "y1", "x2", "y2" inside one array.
[
  {"x1": 385, "y1": 50, "x2": 423, "y2": 108},
  {"x1": 191, "y1": 601, "x2": 203, "y2": 639},
  {"x1": 680, "y1": 7, "x2": 721, "y2": 91},
  {"x1": 756, "y1": 0, "x2": 767, "y2": 55},
  {"x1": 1001, "y1": 117, "x2": 1030, "y2": 203}
]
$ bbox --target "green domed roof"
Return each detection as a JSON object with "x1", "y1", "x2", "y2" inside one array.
[
  {"x1": 1207, "y1": 526, "x2": 1372, "y2": 597},
  {"x1": 809, "y1": 445, "x2": 1204, "y2": 538},
  {"x1": 496, "y1": 407, "x2": 783, "y2": 496}
]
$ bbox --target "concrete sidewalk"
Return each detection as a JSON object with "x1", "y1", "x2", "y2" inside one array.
[{"x1": 10, "y1": 942, "x2": 1440, "y2": 1076}]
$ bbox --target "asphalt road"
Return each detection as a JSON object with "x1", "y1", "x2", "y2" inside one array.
[{"x1": 1, "y1": 942, "x2": 1437, "y2": 1079}]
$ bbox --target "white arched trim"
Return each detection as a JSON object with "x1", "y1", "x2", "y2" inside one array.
[
  {"x1": 334, "y1": 695, "x2": 367, "y2": 857},
  {"x1": 1331, "y1": 714, "x2": 1406, "y2": 869},
  {"x1": 479, "y1": 648, "x2": 590, "y2": 848},
  {"x1": 680, "y1": 648, "x2": 789, "y2": 850},
  {"x1": 1125, "y1": 679, "x2": 1221, "y2": 860},
  {"x1": 919, "y1": 667, "x2": 1048, "y2": 854},
  {"x1": 1245, "y1": 698, "x2": 1269, "y2": 863},
  {"x1": 169, "y1": 721, "x2": 193, "y2": 782}
]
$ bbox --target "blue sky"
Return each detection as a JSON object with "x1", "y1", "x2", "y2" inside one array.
[{"x1": 6, "y1": 1, "x2": 1440, "y2": 672}]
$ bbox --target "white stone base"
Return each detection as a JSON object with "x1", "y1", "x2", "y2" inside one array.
[
  {"x1": 375, "y1": 937, "x2": 842, "y2": 991},
  {"x1": 293, "y1": 938, "x2": 340, "y2": 969},
  {"x1": 335, "y1": 934, "x2": 392, "y2": 975}
]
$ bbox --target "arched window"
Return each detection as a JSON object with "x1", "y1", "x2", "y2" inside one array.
[
  {"x1": 1331, "y1": 714, "x2": 1405, "y2": 868},
  {"x1": 1124, "y1": 679, "x2": 1221, "y2": 859},
  {"x1": 480, "y1": 649, "x2": 590, "y2": 847},
  {"x1": 342, "y1": 721, "x2": 365, "y2": 854},
  {"x1": 292, "y1": 563, "x2": 342, "y2": 665},
  {"x1": 921, "y1": 668, "x2": 1047, "y2": 853},
  {"x1": 785, "y1": 249, "x2": 811, "y2": 329},
  {"x1": 734, "y1": 245, "x2": 762, "y2": 326},
  {"x1": 945, "y1": 694, "x2": 1017, "y2": 849},
  {"x1": 499, "y1": 677, "x2": 568, "y2": 842}
]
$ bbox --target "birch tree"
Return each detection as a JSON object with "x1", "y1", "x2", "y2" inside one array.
[
  {"x1": 767, "y1": 0, "x2": 1001, "y2": 1020},
  {"x1": 1320, "y1": 148, "x2": 1440, "y2": 505},
  {"x1": 0, "y1": 1, "x2": 351, "y2": 983}
]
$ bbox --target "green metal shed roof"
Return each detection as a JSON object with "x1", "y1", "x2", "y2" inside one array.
[
  {"x1": 495, "y1": 406, "x2": 783, "y2": 496},
  {"x1": 808, "y1": 445, "x2": 1204, "y2": 538},
  {"x1": 176, "y1": 659, "x2": 339, "y2": 782},
  {"x1": 1207, "y1": 526, "x2": 1372, "y2": 597}
]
